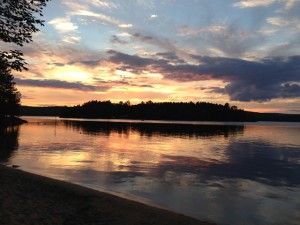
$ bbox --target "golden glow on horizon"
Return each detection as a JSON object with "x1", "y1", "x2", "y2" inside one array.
[
  {"x1": 53, "y1": 65, "x2": 90, "y2": 82},
  {"x1": 15, "y1": 59, "x2": 299, "y2": 114}
]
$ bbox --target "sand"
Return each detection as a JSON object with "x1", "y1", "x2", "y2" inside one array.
[{"x1": 0, "y1": 165, "x2": 215, "y2": 225}]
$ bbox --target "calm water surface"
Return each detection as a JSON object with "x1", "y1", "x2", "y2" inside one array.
[{"x1": 1, "y1": 117, "x2": 300, "y2": 225}]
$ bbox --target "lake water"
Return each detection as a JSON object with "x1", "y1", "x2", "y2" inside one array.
[{"x1": 1, "y1": 117, "x2": 300, "y2": 225}]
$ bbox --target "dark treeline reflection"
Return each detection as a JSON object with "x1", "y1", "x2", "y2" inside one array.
[
  {"x1": 63, "y1": 120, "x2": 244, "y2": 138},
  {"x1": 0, "y1": 126, "x2": 19, "y2": 162},
  {"x1": 62, "y1": 120, "x2": 300, "y2": 187}
]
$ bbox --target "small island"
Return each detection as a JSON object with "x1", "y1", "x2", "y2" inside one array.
[{"x1": 20, "y1": 100, "x2": 300, "y2": 122}]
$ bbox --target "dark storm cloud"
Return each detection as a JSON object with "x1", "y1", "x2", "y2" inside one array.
[
  {"x1": 192, "y1": 55, "x2": 300, "y2": 101},
  {"x1": 156, "y1": 52, "x2": 186, "y2": 64},
  {"x1": 15, "y1": 78, "x2": 109, "y2": 92},
  {"x1": 156, "y1": 52, "x2": 179, "y2": 60},
  {"x1": 106, "y1": 50, "x2": 300, "y2": 102}
]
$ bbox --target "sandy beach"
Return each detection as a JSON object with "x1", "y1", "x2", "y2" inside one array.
[{"x1": 0, "y1": 165, "x2": 215, "y2": 225}]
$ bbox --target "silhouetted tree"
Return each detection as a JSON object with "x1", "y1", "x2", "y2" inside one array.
[
  {"x1": 0, "y1": 0, "x2": 50, "y2": 70},
  {"x1": 0, "y1": 0, "x2": 50, "y2": 120},
  {"x1": 0, "y1": 58, "x2": 21, "y2": 118}
]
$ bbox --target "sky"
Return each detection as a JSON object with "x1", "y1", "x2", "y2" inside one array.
[{"x1": 4, "y1": 0, "x2": 300, "y2": 113}]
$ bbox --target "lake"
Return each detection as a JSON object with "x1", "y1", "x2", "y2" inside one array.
[{"x1": 1, "y1": 117, "x2": 300, "y2": 225}]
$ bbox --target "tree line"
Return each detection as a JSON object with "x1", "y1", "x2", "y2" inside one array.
[
  {"x1": 61, "y1": 100, "x2": 255, "y2": 122},
  {"x1": 0, "y1": 0, "x2": 50, "y2": 123}
]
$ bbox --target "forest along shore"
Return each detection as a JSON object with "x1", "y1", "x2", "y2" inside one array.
[
  {"x1": 0, "y1": 117, "x2": 27, "y2": 127},
  {"x1": 0, "y1": 165, "x2": 215, "y2": 225}
]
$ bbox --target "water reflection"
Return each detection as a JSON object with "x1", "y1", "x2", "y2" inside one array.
[
  {"x1": 0, "y1": 126, "x2": 19, "y2": 162},
  {"x1": 2, "y1": 118, "x2": 300, "y2": 225},
  {"x1": 152, "y1": 141, "x2": 300, "y2": 187}
]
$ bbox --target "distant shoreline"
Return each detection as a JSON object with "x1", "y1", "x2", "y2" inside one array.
[
  {"x1": 0, "y1": 164, "x2": 215, "y2": 225},
  {"x1": 20, "y1": 104, "x2": 300, "y2": 122}
]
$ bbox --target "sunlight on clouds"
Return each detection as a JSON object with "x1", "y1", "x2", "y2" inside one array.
[
  {"x1": 149, "y1": 14, "x2": 158, "y2": 20},
  {"x1": 89, "y1": 0, "x2": 118, "y2": 8},
  {"x1": 233, "y1": 0, "x2": 277, "y2": 8},
  {"x1": 118, "y1": 24, "x2": 134, "y2": 28},
  {"x1": 48, "y1": 17, "x2": 78, "y2": 32},
  {"x1": 267, "y1": 17, "x2": 300, "y2": 30},
  {"x1": 118, "y1": 32, "x2": 132, "y2": 37},
  {"x1": 9, "y1": 0, "x2": 300, "y2": 113},
  {"x1": 146, "y1": 73, "x2": 163, "y2": 79},
  {"x1": 63, "y1": 1, "x2": 87, "y2": 11},
  {"x1": 18, "y1": 86, "x2": 104, "y2": 106},
  {"x1": 52, "y1": 65, "x2": 90, "y2": 82},
  {"x1": 115, "y1": 70, "x2": 135, "y2": 78},
  {"x1": 62, "y1": 35, "x2": 81, "y2": 44},
  {"x1": 284, "y1": 0, "x2": 296, "y2": 9},
  {"x1": 233, "y1": 0, "x2": 297, "y2": 9},
  {"x1": 267, "y1": 17, "x2": 289, "y2": 26},
  {"x1": 71, "y1": 10, "x2": 122, "y2": 26},
  {"x1": 208, "y1": 48, "x2": 227, "y2": 57}
]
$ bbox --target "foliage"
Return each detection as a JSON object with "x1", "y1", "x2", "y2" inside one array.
[
  {"x1": 0, "y1": 0, "x2": 50, "y2": 120},
  {"x1": 0, "y1": 50, "x2": 27, "y2": 71},
  {"x1": 0, "y1": 0, "x2": 50, "y2": 70},
  {"x1": 61, "y1": 100, "x2": 255, "y2": 122},
  {"x1": 0, "y1": 58, "x2": 21, "y2": 118},
  {"x1": 0, "y1": 0, "x2": 49, "y2": 46}
]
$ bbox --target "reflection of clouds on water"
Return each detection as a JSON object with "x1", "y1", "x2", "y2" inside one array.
[
  {"x1": 219, "y1": 141, "x2": 300, "y2": 186},
  {"x1": 22, "y1": 120, "x2": 299, "y2": 187},
  {"x1": 4, "y1": 118, "x2": 300, "y2": 225},
  {"x1": 105, "y1": 141, "x2": 300, "y2": 187}
]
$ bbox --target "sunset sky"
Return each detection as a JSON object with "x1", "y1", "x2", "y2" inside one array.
[{"x1": 3, "y1": 0, "x2": 300, "y2": 113}]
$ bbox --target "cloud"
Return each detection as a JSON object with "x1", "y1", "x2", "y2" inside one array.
[
  {"x1": 156, "y1": 52, "x2": 186, "y2": 64},
  {"x1": 168, "y1": 55, "x2": 300, "y2": 101},
  {"x1": 149, "y1": 14, "x2": 158, "y2": 20},
  {"x1": 106, "y1": 50, "x2": 300, "y2": 102},
  {"x1": 132, "y1": 32, "x2": 153, "y2": 41},
  {"x1": 178, "y1": 24, "x2": 268, "y2": 58},
  {"x1": 69, "y1": 59, "x2": 102, "y2": 67},
  {"x1": 72, "y1": 10, "x2": 120, "y2": 26},
  {"x1": 130, "y1": 32, "x2": 181, "y2": 55},
  {"x1": 267, "y1": 35, "x2": 300, "y2": 56},
  {"x1": 110, "y1": 35, "x2": 128, "y2": 45},
  {"x1": 233, "y1": 0, "x2": 277, "y2": 8},
  {"x1": 107, "y1": 50, "x2": 157, "y2": 67},
  {"x1": 47, "y1": 63, "x2": 65, "y2": 67},
  {"x1": 69, "y1": 8, "x2": 133, "y2": 30},
  {"x1": 62, "y1": 35, "x2": 81, "y2": 44},
  {"x1": 15, "y1": 78, "x2": 109, "y2": 92},
  {"x1": 267, "y1": 17, "x2": 300, "y2": 30},
  {"x1": 284, "y1": 0, "x2": 297, "y2": 9},
  {"x1": 135, "y1": 0, "x2": 155, "y2": 9},
  {"x1": 48, "y1": 17, "x2": 81, "y2": 44},
  {"x1": 118, "y1": 24, "x2": 133, "y2": 28},
  {"x1": 48, "y1": 17, "x2": 78, "y2": 32},
  {"x1": 89, "y1": 0, "x2": 118, "y2": 8},
  {"x1": 233, "y1": 0, "x2": 298, "y2": 9}
]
